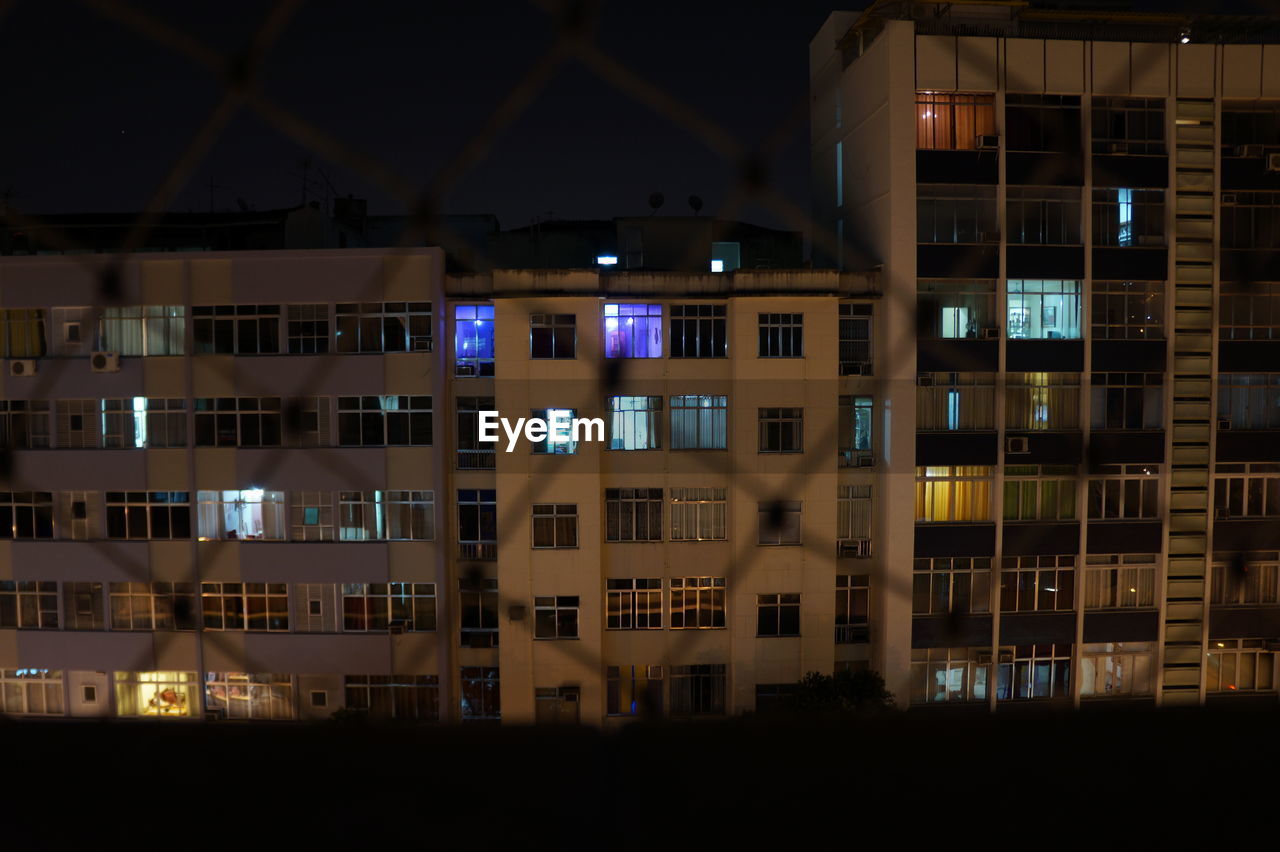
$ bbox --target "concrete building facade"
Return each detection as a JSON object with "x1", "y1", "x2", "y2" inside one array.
[{"x1": 812, "y1": 2, "x2": 1280, "y2": 708}]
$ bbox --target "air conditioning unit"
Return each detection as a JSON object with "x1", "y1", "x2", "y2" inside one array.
[
  {"x1": 90, "y1": 352, "x2": 119, "y2": 373},
  {"x1": 1222, "y1": 193, "x2": 1238, "y2": 205},
  {"x1": 455, "y1": 363, "x2": 477, "y2": 377},
  {"x1": 1136, "y1": 235, "x2": 1164, "y2": 247},
  {"x1": 976, "y1": 134, "x2": 999, "y2": 150},
  {"x1": 410, "y1": 336, "x2": 433, "y2": 353},
  {"x1": 839, "y1": 538, "x2": 872, "y2": 558},
  {"x1": 981, "y1": 326, "x2": 1000, "y2": 339},
  {"x1": 1267, "y1": 153, "x2": 1280, "y2": 172},
  {"x1": 563, "y1": 691, "x2": 580, "y2": 703},
  {"x1": 1217, "y1": 419, "x2": 1233, "y2": 431},
  {"x1": 1006, "y1": 436, "x2": 1030, "y2": 454},
  {"x1": 1236, "y1": 144, "x2": 1264, "y2": 159},
  {"x1": 8, "y1": 359, "x2": 36, "y2": 377},
  {"x1": 1214, "y1": 507, "x2": 1231, "y2": 520},
  {"x1": 388, "y1": 621, "x2": 406, "y2": 636},
  {"x1": 842, "y1": 362, "x2": 872, "y2": 376},
  {"x1": 857, "y1": 452, "x2": 875, "y2": 467},
  {"x1": 916, "y1": 373, "x2": 934, "y2": 387},
  {"x1": 1108, "y1": 142, "x2": 1129, "y2": 154}
]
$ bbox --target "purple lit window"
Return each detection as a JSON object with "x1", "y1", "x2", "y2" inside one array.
[
  {"x1": 604, "y1": 304, "x2": 662, "y2": 359},
  {"x1": 455, "y1": 305, "x2": 495, "y2": 377}
]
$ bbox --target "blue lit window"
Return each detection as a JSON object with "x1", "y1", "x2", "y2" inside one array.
[
  {"x1": 531, "y1": 408, "x2": 578, "y2": 455},
  {"x1": 604, "y1": 304, "x2": 662, "y2": 358},
  {"x1": 455, "y1": 305, "x2": 495, "y2": 377}
]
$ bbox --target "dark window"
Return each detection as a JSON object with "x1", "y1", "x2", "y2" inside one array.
[
  {"x1": 670, "y1": 304, "x2": 727, "y2": 358},
  {"x1": 530, "y1": 313, "x2": 576, "y2": 359}
]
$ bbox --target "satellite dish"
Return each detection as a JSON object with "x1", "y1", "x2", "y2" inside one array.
[
  {"x1": 688, "y1": 194, "x2": 703, "y2": 215},
  {"x1": 648, "y1": 192, "x2": 665, "y2": 213}
]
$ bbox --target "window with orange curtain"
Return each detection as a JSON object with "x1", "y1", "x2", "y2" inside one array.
[
  {"x1": 915, "y1": 466, "x2": 993, "y2": 522},
  {"x1": 917, "y1": 92, "x2": 996, "y2": 150}
]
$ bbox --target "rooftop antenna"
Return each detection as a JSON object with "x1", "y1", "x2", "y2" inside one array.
[
  {"x1": 688, "y1": 194, "x2": 703, "y2": 216},
  {"x1": 648, "y1": 192, "x2": 664, "y2": 216}
]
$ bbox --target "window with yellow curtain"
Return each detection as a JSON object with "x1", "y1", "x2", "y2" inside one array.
[
  {"x1": 915, "y1": 466, "x2": 993, "y2": 522},
  {"x1": 0, "y1": 309, "x2": 47, "y2": 358},
  {"x1": 917, "y1": 92, "x2": 996, "y2": 150},
  {"x1": 1005, "y1": 372, "x2": 1080, "y2": 430}
]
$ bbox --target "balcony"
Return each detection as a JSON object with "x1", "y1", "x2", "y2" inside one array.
[
  {"x1": 456, "y1": 449, "x2": 496, "y2": 470},
  {"x1": 835, "y1": 623, "x2": 869, "y2": 644},
  {"x1": 459, "y1": 543, "x2": 497, "y2": 561}
]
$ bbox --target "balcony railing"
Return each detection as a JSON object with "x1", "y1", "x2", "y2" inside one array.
[
  {"x1": 457, "y1": 449, "x2": 496, "y2": 470},
  {"x1": 835, "y1": 624, "x2": 869, "y2": 644},
  {"x1": 459, "y1": 542, "x2": 497, "y2": 561}
]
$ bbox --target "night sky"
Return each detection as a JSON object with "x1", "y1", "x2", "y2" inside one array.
[{"x1": 0, "y1": 0, "x2": 1268, "y2": 231}]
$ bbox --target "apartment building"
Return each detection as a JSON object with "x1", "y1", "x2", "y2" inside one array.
[
  {"x1": 811, "y1": 2, "x2": 1280, "y2": 708},
  {"x1": 0, "y1": 246, "x2": 883, "y2": 723}
]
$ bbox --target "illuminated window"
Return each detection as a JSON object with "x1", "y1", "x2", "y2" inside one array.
[
  {"x1": 1080, "y1": 642, "x2": 1154, "y2": 697},
  {"x1": 916, "y1": 373, "x2": 995, "y2": 431},
  {"x1": 0, "y1": 669, "x2": 63, "y2": 716},
  {"x1": 454, "y1": 305, "x2": 495, "y2": 376},
  {"x1": 205, "y1": 673, "x2": 293, "y2": 720},
  {"x1": 530, "y1": 408, "x2": 580, "y2": 455},
  {"x1": 608, "y1": 396, "x2": 662, "y2": 450},
  {"x1": 100, "y1": 397, "x2": 186, "y2": 448},
  {"x1": 1084, "y1": 555, "x2": 1157, "y2": 610},
  {"x1": 604, "y1": 303, "x2": 662, "y2": 358},
  {"x1": 918, "y1": 280, "x2": 998, "y2": 339},
  {"x1": 838, "y1": 396, "x2": 873, "y2": 466},
  {"x1": 914, "y1": 466, "x2": 993, "y2": 522},
  {"x1": 1206, "y1": 640, "x2": 1275, "y2": 693},
  {"x1": 196, "y1": 489, "x2": 286, "y2": 540},
  {"x1": 1092, "y1": 188, "x2": 1163, "y2": 247},
  {"x1": 1006, "y1": 280, "x2": 1082, "y2": 339},
  {"x1": 910, "y1": 648, "x2": 989, "y2": 705},
  {"x1": 114, "y1": 671, "x2": 197, "y2": 718},
  {"x1": 916, "y1": 92, "x2": 995, "y2": 150}
]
